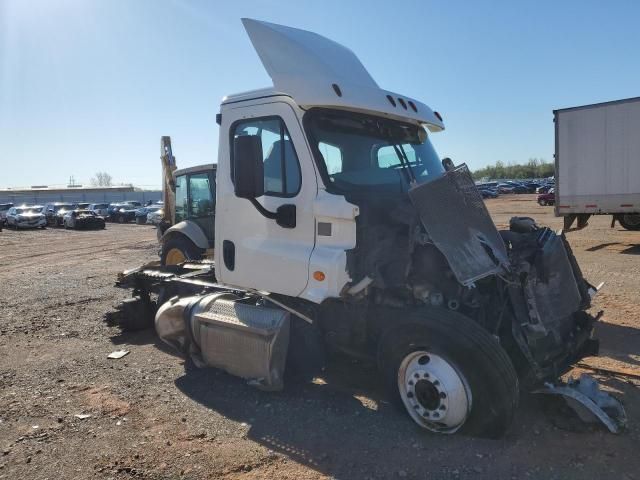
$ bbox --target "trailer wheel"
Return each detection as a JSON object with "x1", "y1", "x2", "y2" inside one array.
[
  {"x1": 161, "y1": 234, "x2": 203, "y2": 266},
  {"x1": 379, "y1": 308, "x2": 519, "y2": 438},
  {"x1": 619, "y1": 214, "x2": 640, "y2": 231}
]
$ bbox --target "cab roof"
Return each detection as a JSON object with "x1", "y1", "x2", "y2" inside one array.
[{"x1": 234, "y1": 19, "x2": 444, "y2": 132}]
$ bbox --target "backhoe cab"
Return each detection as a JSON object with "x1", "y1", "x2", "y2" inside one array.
[{"x1": 118, "y1": 19, "x2": 602, "y2": 438}]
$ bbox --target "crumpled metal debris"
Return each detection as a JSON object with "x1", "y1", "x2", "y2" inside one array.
[
  {"x1": 534, "y1": 373, "x2": 626, "y2": 433},
  {"x1": 107, "y1": 350, "x2": 130, "y2": 359}
]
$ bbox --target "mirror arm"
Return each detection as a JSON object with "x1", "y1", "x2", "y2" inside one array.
[
  {"x1": 247, "y1": 199, "x2": 296, "y2": 229},
  {"x1": 249, "y1": 198, "x2": 277, "y2": 220}
]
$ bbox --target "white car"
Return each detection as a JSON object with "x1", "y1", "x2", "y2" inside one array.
[
  {"x1": 147, "y1": 208, "x2": 164, "y2": 225},
  {"x1": 0, "y1": 203, "x2": 13, "y2": 225},
  {"x1": 5, "y1": 205, "x2": 47, "y2": 229},
  {"x1": 88, "y1": 203, "x2": 110, "y2": 219}
]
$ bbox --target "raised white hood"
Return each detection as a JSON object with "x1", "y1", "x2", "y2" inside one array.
[{"x1": 241, "y1": 18, "x2": 444, "y2": 131}]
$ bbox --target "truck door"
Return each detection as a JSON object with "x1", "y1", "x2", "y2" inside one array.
[
  {"x1": 187, "y1": 170, "x2": 216, "y2": 243},
  {"x1": 216, "y1": 101, "x2": 317, "y2": 296}
]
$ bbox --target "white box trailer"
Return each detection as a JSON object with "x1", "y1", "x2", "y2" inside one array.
[{"x1": 554, "y1": 97, "x2": 640, "y2": 230}]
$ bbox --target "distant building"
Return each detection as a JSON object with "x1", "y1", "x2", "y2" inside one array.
[{"x1": 0, "y1": 185, "x2": 161, "y2": 205}]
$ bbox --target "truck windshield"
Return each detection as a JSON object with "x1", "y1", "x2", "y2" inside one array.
[{"x1": 305, "y1": 109, "x2": 444, "y2": 192}]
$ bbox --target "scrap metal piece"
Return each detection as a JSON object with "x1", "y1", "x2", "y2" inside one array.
[
  {"x1": 107, "y1": 350, "x2": 130, "y2": 359},
  {"x1": 534, "y1": 374, "x2": 626, "y2": 433}
]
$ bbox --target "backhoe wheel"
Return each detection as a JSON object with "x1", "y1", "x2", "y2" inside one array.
[
  {"x1": 379, "y1": 308, "x2": 519, "y2": 438},
  {"x1": 161, "y1": 235, "x2": 203, "y2": 266},
  {"x1": 619, "y1": 214, "x2": 640, "y2": 231}
]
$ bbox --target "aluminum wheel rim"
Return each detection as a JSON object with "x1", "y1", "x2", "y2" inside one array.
[
  {"x1": 397, "y1": 351, "x2": 471, "y2": 434},
  {"x1": 623, "y1": 214, "x2": 640, "y2": 227}
]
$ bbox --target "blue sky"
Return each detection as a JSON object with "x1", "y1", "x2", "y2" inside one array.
[{"x1": 1, "y1": 0, "x2": 639, "y2": 188}]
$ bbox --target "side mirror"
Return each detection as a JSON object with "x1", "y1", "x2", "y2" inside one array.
[
  {"x1": 233, "y1": 135, "x2": 264, "y2": 199},
  {"x1": 442, "y1": 157, "x2": 455, "y2": 172}
]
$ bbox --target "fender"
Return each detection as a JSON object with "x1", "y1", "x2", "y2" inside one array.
[{"x1": 162, "y1": 220, "x2": 209, "y2": 249}]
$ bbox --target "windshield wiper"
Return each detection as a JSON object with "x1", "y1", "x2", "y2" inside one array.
[{"x1": 392, "y1": 144, "x2": 417, "y2": 185}]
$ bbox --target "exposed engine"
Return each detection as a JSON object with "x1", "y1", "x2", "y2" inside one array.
[{"x1": 340, "y1": 166, "x2": 599, "y2": 385}]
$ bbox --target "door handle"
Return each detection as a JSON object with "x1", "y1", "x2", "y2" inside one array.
[{"x1": 223, "y1": 240, "x2": 235, "y2": 271}]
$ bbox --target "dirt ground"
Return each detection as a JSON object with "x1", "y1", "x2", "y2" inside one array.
[{"x1": 0, "y1": 195, "x2": 638, "y2": 480}]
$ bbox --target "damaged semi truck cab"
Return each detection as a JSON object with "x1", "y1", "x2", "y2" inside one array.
[{"x1": 122, "y1": 19, "x2": 601, "y2": 438}]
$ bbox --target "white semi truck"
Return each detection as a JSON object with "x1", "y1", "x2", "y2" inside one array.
[
  {"x1": 116, "y1": 19, "x2": 602, "y2": 438},
  {"x1": 555, "y1": 97, "x2": 640, "y2": 230}
]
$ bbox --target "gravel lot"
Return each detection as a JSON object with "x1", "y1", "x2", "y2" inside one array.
[{"x1": 0, "y1": 195, "x2": 639, "y2": 479}]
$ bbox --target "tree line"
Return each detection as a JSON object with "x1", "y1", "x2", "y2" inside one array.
[{"x1": 472, "y1": 158, "x2": 554, "y2": 180}]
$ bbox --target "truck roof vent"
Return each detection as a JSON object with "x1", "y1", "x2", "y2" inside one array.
[
  {"x1": 332, "y1": 83, "x2": 342, "y2": 97},
  {"x1": 398, "y1": 98, "x2": 407, "y2": 109},
  {"x1": 386, "y1": 95, "x2": 396, "y2": 107},
  {"x1": 408, "y1": 100, "x2": 418, "y2": 112}
]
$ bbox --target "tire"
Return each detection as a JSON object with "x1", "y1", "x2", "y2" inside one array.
[
  {"x1": 538, "y1": 199, "x2": 546, "y2": 206},
  {"x1": 160, "y1": 234, "x2": 203, "y2": 265},
  {"x1": 136, "y1": 216, "x2": 145, "y2": 225},
  {"x1": 117, "y1": 215, "x2": 125, "y2": 224},
  {"x1": 619, "y1": 214, "x2": 640, "y2": 231},
  {"x1": 379, "y1": 308, "x2": 519, "y2": 438}
]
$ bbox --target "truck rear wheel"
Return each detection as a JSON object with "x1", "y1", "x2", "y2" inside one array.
[
  {"x1": 619, "y1": 214, "x2": 640, "y2": 231},
  {"x1": 161, "y1": 235, "x2": 203, "y2": 266},
  {"x1": 379, "y1": 308, "x2": 519, "y2": 438}
]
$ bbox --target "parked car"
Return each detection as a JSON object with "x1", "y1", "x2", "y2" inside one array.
[
  {"x1": 135, "y1": 204, "x2": 163, "y2": 224},
  {"x1": 88, "y1": 203, "x2": 110, "y2": 218},
  {"x1": 536, "y1": 184, "x2": 554, "y2": 194},
  {"x1": 146, "y1": 208, "x2": 164, "y2": 225},
  {"x1": 5, "y1": 205, "x2": 47, "y2": 229},
  {"x1": 497, "y1": 184, "x2": 514, "y2": 194},
  {"x1": 43, "y1": 202, "x2": 75, "y2": 227},
  {"x1": 63, "y1": 209, "x2": 106, "y2": 230},
  {"x1": 479, "y1": 188, "x2": 499, "y2": 199},
  {"x1": 107, "y1": 203, "x2": 138, "y2": 223},
  {"x1": 537, "y1": 189, "x2": 555, "y2": 206},
  {"x1": 0, "y1": 203, "x2": 13, "y2": 226}
]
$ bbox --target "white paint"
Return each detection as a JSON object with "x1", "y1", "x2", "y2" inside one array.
[
  {"x1": 556, "y1": 98, "x2": 640, "y2": 214},
  {"x1": 215, "y1": 99, "x2": 318, "y2": 297},
  {"x1": 242, "y1": 18, "x2": 444, "y2": 131}
]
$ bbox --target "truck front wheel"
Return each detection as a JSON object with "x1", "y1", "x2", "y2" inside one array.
[
  {"x1": 619, "y1": 214, "x2": 640, "y2": 231},
  {"x1": 161, "y1": 235, "x2": 203, "y2": 265},
  {"x1": 379, "y1": 309, "x2": 519, "y2": 438}
]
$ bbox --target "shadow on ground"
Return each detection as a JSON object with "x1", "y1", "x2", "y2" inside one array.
[
  {"x1": 594, "y1": 321, "x2": 640, "y2": 367},
  {"x1": 171, "y1": 356, "x2": 545, "y2": 479},
  {"x1": 586, "y1": 242, "x2": 640, "y2": 254}
]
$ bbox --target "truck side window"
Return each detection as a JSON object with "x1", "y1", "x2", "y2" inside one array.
[
  {"x1": 189, "y1": 173, "x2": 214, "y2": 217},
  {"x1": 319, "y1": 142, "x2": 343, "y2": 174},
  {"x1": 231, "y1": 117, "x2": 301, "y2": 197},
  {"x1": 175, "y1": 174, "x2": 187, "y2": 223}
]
